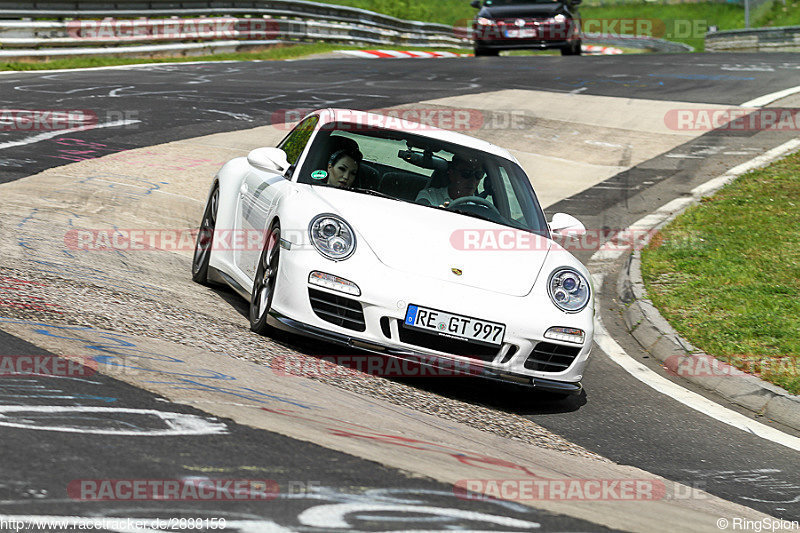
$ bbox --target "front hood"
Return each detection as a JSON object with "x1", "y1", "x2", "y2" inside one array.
[
  {"x1": 310, "y1": 186, "x2": 552, "y2": 297},
  {"x1": 482, "y1": 3, "x2": 565, "y2": 18}
]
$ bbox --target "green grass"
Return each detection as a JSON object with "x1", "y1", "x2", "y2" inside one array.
[
  {"x1": 759, "y1": 0, "x2": 800, "y2": 27},
  {"x1": 582, "y1": 4, "x2": 747, "y2": 51},
  {"x1": 0, "y1": 43, "x2": 470, "y2": 71},
  {"x1": 641, "y1": 151, "x2": 800, "y2": 394},
  {"x1": 317, "y1": 0, "x2": 788, "y2": 51}
]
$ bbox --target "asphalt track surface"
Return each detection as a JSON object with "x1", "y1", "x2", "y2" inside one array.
[
  {"x1": 1, "y1": 52, "x2": 800, "y2": 529},
  {"x1": 0, "y1": 328, "x2": 606, "y2": 531}
]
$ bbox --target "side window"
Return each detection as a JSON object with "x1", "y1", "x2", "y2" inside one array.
[{"x1": 278, "y1": 115, "x2": 319, "y2": 167}]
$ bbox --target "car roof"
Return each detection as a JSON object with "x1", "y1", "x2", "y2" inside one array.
[{"x1": 317, "y1": 108, "x2": 519, "y2": 163}]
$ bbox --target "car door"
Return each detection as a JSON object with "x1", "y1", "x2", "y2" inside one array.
[{"x1": 236, "y1": 115, "x2": 319, "y2": 280}]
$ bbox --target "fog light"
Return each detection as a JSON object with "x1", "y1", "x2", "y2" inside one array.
[
  {"x1": 308, "y1": 271, "x2": 361, "y2": 296},
  {"x1": 544, "y1": 327, "x2": 585, "y2": 344}
]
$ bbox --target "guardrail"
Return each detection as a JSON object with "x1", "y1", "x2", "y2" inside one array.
[
  {"x1": 583, "y1": 32, "x2": 693, "y2": 53},
  {"x1": 0, "y1": 0, "x2": 691, "y2": 59},
  {"x1": 0, "y1": 0, "x2": 468, "y2": 59},
  {"x1": 706, "y1": 25, "x2": 800, "y2": 52}
]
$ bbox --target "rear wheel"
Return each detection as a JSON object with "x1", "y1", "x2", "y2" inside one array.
[
  {"x1": 192, "y1": 185, "x2": 219, "y2": 284},
  {"x1": 250, "y1": 223, "x2": 281, "y2": 335},
  {"x1": 560, "y1": 40, "x2": 582, "y2": 56},
  {"x1": 474, "y1": 46, "x2": 499, "y2": 56}
]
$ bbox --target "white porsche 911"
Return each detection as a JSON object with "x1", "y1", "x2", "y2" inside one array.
[{"x1": 192, "y1": 108, "x2": 593, "y2": 395}]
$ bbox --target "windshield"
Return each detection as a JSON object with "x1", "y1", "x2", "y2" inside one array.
[{"x1": 297, "y1": 122, "x2": 549, "y2": 236}]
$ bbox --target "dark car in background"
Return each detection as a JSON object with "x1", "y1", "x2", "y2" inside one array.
[{"x1": 470, "y1": 0, "x2": 583, "y2": 56}]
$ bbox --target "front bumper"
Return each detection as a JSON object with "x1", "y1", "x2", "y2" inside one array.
[
  {"x1": 268, "y1": 244, "x2": 592, "y2": 395},
  {"x1": 475, "y1": 39, "x2": 574, "y2": 50},
  {"x1": 267, "y1": 311, "x2": 583, "y2": 395}
]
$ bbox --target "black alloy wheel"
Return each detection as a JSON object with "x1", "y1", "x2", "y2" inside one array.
[
  {"x1": 192, "y1": 186, "x2": 219, "y2": 284},
  {"x1": 250, "y1": 223, "x2": 281, "y2": 334}
]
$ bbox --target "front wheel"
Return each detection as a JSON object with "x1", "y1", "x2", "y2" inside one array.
[
  {"x1": 250, "y1": 223, "x2": 281, "y2": 335},
  {"x1": 561, "y1": 40, "x2": 582, "y2": 56}
]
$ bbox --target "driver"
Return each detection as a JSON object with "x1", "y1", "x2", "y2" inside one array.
[
  {"x1": 326, "y1": 146, "x2": 363, "y2": 189},
  {"x1": 415, "y1": 154, "x2": 481, "y2": 207}
]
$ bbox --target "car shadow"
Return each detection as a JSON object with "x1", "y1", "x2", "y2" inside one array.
[
  {"x1": 392, "y1": 376, "x2": 588, "y2": 415},
  {"x1": 205, "y1": 282, "x2": 586, "y2": 416},
  {"x1": 279, "y1": 336, "x2": 588, "y2": 416}
]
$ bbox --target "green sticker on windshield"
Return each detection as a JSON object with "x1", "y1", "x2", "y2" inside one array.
[{"x1": 311, "y1": 170, "x2": 328, "y2": 180}]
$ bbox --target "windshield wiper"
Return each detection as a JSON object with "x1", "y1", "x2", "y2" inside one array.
[
  {"x1": 449, "y1": 209, "x2": 498, "y2": 225},
  {"x1": 351, "y1": 187, "x2": 399, "y2": 201},
  {"x1": 448, "y1": 206, "x2": 530, "y2": 231}
]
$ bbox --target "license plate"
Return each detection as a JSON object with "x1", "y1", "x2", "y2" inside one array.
[
  {"x1": 505, "y1": 28, "x2": 536, "y2": 38},
  {"x1": 404, "y1": 305, "x2": 506, "y2": 347}
]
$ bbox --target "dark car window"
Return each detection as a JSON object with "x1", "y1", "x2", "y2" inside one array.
[{"x1": 297, "y1": 122, "x2": 549, "y2": 236}]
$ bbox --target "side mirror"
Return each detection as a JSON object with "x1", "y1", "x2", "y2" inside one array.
[
  {"x1": 247, "y1": 147, "x2": 289, "y2": 174},
  {"x1": 549, "y1": 213, "x2": 586, "y2": 239},
  {"x1": 470, "y1": 0, "x2": 481, "y2": 8}
]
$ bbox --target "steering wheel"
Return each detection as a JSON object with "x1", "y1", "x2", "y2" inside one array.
[{"x1": 446, "y1": 195, "x2": 501, "y2": 216}]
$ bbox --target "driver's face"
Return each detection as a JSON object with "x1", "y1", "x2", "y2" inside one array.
[
  {"x1": 327, "y1": 155, "x2": 358, "y2": 188},
  {"x1": 448, "y1": 164, "x2": 480, "y2": 199}
]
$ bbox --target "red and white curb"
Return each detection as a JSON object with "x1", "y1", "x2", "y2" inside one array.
[
  {"x1": 339, "y1": 46, "x2": 623, "y2": 58},
  {"x1": 582, "y1": 45, "x2": 623, "y2": 55},
  {"x1": 339, "y1": 50, "x2": 469, "y2": 58}
]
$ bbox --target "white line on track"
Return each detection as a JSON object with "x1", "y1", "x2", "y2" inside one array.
[
  {"x1": 741, "y1": 85, "x2": 800, "y2": 108},
  {"x1": 0, "y1": 119, "x2": 140, "y2": 151},
  {"x1": 591, "y1": 137, "x2": 800, "y2": 451},
  {"x1": 0, "y1": 60, "x2": 250, "y2": 76},
  {"x1": 592, "y1": 285, "x2": 800, "y2": 453}
]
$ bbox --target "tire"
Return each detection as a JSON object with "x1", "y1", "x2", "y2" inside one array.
[
  {"x1": 191, "y1": 185, "x2": 219, "y2": 285},
  {"x1": 474, "y1": 46, "x2": 499, "y2": 57},
  {"x1": 250, "y1": 223, "x2": 281, "y2": 335},
  {"x1": 561, "y1": 40, "x2": 582, "y2": 56}
]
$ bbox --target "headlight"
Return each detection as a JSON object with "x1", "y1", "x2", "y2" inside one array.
[
  {"x1": 548, "y1": 268, "x2": 590, "y2": 313},
  {"x1": 309, "y1": 214, "x2": 356, "y2": 261},
  {"x1": 553, "y1": 14, "x2": 567, "y2": 23},
  {"x1": 476, "y1": 17, "x2": 494, "y2": 26}
]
